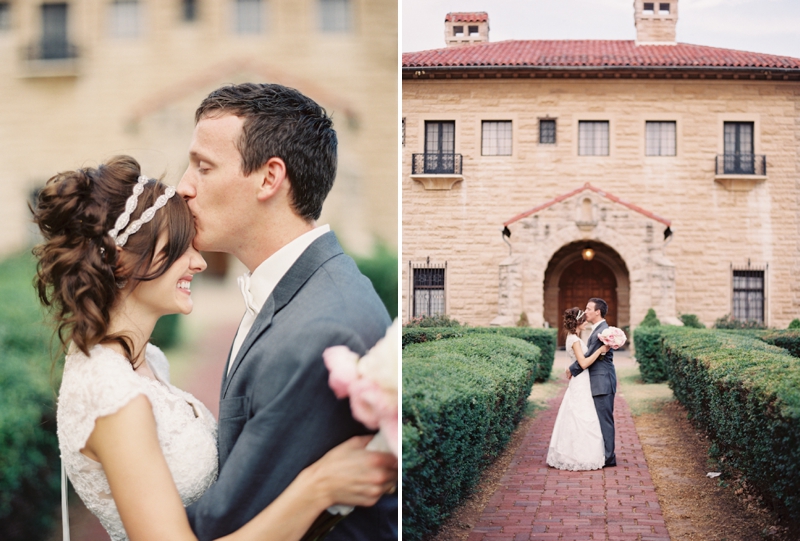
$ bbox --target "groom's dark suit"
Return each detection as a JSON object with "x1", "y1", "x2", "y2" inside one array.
[
  {"x1": 186, "y1": 232, "x2": 396, "y2": 540},
  {"x1": 568, "y1": 320, "x2": 616, "y2": 466}
]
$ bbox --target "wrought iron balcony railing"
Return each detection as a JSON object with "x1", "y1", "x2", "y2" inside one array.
[
  {"x1": 25, "y1": 41, "x2": 79, "y2": 61},
  {"x1": 412, "y1": 153, "x2": 462, "y2": 175},
  {"x1": 715, "y1": 154, "x2": 766, "y2": 176}
]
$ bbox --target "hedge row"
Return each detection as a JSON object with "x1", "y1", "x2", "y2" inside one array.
[
  {"x1": 402, "y1": 334, "x2": 541, "y2": 540},
  {"x1": 760, "y1": 330, "x2": 800, "y2": 359},
  {"x1": 0, "y1": 253, "x2": 61, "y2": 541},
  {"x1": 660, "y1": 328, "x2": 800, "y2": 520},
  {"x1": 632, "y1": 326, "x2": 669, "y2": 383},
  {"x1": 402, "y1": 326, "x2": 556, "y2": 382}
]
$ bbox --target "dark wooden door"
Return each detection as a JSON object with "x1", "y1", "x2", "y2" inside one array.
[{"x1": 557, "y1": 259, "x2": 617, "y2": 346}]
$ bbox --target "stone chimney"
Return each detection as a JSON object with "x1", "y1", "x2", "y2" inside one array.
[
  {"x1": 634, "y1": 0, "x2": 678, "y2": 45},
  {"x1": 444, "y1": 12, "x2": 489, "y2": 47}
]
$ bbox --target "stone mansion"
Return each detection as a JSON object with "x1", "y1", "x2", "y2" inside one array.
[{"x1": 402, "y1": 1, "x2": 800, "y2": 340}]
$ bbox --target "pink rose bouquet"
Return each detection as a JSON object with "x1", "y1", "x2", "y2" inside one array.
[
  {"x1": 323, "y1": 319, "x2": 399, "y2": 456},
  {"x1": 598, "y1": 326, "x2": 627, "y2": 349}
]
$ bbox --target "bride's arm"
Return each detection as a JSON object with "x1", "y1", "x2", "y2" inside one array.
[
  {"x1": 85, "y1": 395, "x2": 396, "y2": 541},
  {"x1": 572, "y1": 342, "x2": 610, "y2": 369}
]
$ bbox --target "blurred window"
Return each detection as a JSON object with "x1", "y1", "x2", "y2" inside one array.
[
  {"x1": 182, "y1": 0, "x2": 198, "y2": 22},
  {"x1": 482, "y1": 121, "x2": 512, "y2": 156},
  {"x1": 41, "y1": 3, "x2": 70, "y2": 59},
  {"x1": 732, "y1": 269, "x2": 765, "y2": 323},
  {"x1": 109, "y1": 0, "x2": 141, "y2": 38},
  {"x1": 539, "y1": 119, "x2": 556, "y2": 144},
  {"x1": 578, "y1": 121, "x2": 609, "y2": 156},
  {"x1": 0, "y1": 3, "x2": 10, "y2": 31},
  {"x1": 413, "y1": 266, "x2": 446, "y2": 318},
  {"x1": 319, "y1": 0, "x2": 351, "y2": 33},
  {"x1": 645, "y1": 121, "x2": 676, "y2": 156},
  {"x1": 235, "y1": 0, "x2": 263, "y2": 34}
]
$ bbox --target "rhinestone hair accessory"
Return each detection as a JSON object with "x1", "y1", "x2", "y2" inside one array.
[
  {"x1": 108, "y1": 176, "x2": 177, "y2": 247},
  {"x1": 577, "y1": 310, "x2": 585, "y2": 320}
]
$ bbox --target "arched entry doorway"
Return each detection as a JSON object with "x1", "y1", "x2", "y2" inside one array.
[
  {"x1": 543, "y1": 241, "x2": 629, "y2": 347},
  {"x1": 558, "y1": 259, "x2": 617, "y2": 345}
]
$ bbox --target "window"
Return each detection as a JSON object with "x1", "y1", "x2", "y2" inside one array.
[
  {"x1": 643, "y1": 2, "x2": 654, "y2": 14},
  {"x1": 182, "y1": 0, "x2": 198, "y2": 22},
  {"x1": 413, "y1": 265, "x2": 446, "y2": 318},
  {"x1": 0, "y1": 3, "x2": 10, "y2": 31},
  {"x1": 659, "y1": 2, "x2": 670, "y2": 14},
  {"x1": 235, "y1": 0, "x2": 263, "y2": 34},
  {"x1": 732, "y1": 268, "x2": 765, "y2": 323},
  {"x1": 109, "y1": 0, "x2": 141, "y2": 38},
  {"x1": 482, "y1": 121, "x2": 512, "y2": 156},
  {"x1": 468, "y1": 25, "x2": 478, "y2": 35},
  {"x1": 424, "y1": 121, "x2": 455, "y2": 173},
  {"x1": 578, "y1": 121, "x2": 609, "y2": 156},
  {"x1": 319, "y1": 0, "x2": 351, "y2": 32},
  {"x1": 645, "y1": 121, "x2": 676, "y2": 156},
  {"x1": 539, "y1": 119, "x2": 556, "y2": 144},
  {"x1": 723, "y1": 122, "x2": 754, "y2": 174},
  {"x1": 453, "y1": 25, "x2": 463, "y2": 36},
  {"x1": 41, "y1": 3, "x2": 70, "y2": 58}
]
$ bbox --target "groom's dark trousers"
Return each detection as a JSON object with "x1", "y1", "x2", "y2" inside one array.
[
  {"x1": 568, "y1": 320, "x2": 617, "y2": 466},
  {"x1": 186, "y1": 232, "x2": 397, "y2": 541}
]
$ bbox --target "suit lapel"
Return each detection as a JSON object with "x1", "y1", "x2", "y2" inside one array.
[{"x1": 221, "y1": 232, "x2": 344, "y2": 397}]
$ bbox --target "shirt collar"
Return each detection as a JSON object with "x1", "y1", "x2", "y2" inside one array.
[
  {"x1": 592, "y1": 319, "x2": 606, "y2": 331},
  {"x1": 242, "y1": 225, "x2": 330, "y2": 314}
]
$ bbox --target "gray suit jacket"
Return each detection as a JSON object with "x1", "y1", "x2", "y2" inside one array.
[
  {"x1": 568, "y1": 320, "x2": 617, "y2": 396},
  {"x1": 186, "y1": 232, "x2": 396, "y2": 540}
]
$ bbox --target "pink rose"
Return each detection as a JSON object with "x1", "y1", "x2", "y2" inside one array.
[
  {"x1": 323, "y1": 346, "x2": 360, "y2": 399},
  {"x1": 599, "y1": 326, "x2": 627, "y2": 349}
]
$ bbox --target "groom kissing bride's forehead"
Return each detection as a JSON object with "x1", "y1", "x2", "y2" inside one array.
[{"x1": 178, "y1": 83, "x2": 397, "y2": 540}]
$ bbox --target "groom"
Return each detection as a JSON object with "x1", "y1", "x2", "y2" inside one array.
[
  {"x1": 566, "y1": 297, "x2": 617, "y2": 467},
  {"x1": 178, "y1": 83, "x2": 397, "y2": 539}
]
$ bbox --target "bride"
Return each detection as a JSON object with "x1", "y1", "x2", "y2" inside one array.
[
  {"x1": 546, "y1": 307, "x2": 609, "y2": 471},
  {"x1": 32, "y1": 156, "x2": 396, "y2": 541}
]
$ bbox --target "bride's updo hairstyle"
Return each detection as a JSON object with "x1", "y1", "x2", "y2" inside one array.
[
  {"x1": 563, "y1": 307, "x2": 586, "y2": 337},
  {"x1": 32, "y1": 155, "x2": 194, "y2": 365}
]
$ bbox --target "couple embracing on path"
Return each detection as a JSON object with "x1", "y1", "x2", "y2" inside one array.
[
  {"x1": 34, "y1": 83, "x2": 397, "y2": 541},
  {"x1": 547, "y1": 298, "x2": 618, "y2": 471}
]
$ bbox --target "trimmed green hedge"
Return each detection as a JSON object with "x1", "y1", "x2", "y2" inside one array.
[
  {"x1": 632, "y1": 326, "x2": 668, "y2": 383},
  {"x1": 0, "y1": 253, "x2": 61, "y2": 541},
  {"x1": 660, "y1": 328, "x2": 800, "y2": 520},
  {"x1": 760, "y1": 330, "x2": 800, "y2": 359},
  {"x1": 402, "y1": 334, "x2": 541, "y2": 540},
  {"x1": 402, "y1": 326, "x2": 556, "y2": 382}
]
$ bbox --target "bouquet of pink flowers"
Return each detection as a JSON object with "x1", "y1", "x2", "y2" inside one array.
[
  {"x1": 323, "y1": 319, "x2": 399, "y2": 456},
  {"x1": 598, "y1": 326, "x2": 627, "y2": 349}
]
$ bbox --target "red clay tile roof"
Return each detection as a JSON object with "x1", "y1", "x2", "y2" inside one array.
[
  {"x1": 504, "y1": 183, "x2": 671, "y2": 227},
  {"x1": 445, "y1": 12, "x2": 488, "y2": 23},
  {"x1": 403, "y1": 40, "x2": 800, "y2": 71}
]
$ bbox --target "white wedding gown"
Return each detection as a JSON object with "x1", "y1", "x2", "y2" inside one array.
[
  {"x1": 546, "y1": 334, "x2": 606, "y2": 471},
  {"x1": 57, "y1": 343, "x2": 218, "y2": 541}
]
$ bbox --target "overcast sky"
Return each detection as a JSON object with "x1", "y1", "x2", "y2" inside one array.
[{"x1": 402, "y1": 0, "x2": 800, "y2": 59}]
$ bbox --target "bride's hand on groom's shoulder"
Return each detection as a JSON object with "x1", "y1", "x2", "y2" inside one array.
[{"x1": 303, "y1": 435, "x2": 397, "y2": 508}]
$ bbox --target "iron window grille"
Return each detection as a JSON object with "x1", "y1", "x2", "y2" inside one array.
[
  {"x1": 411, "y1": 153, "x2": 462, "y2": 175},
  {"x1": 716, "y1": 154, "x2": 766, "y2": 176},
  {"x1": 481, "y1": 121, "x2": 512, "y2": 156},
  {"x1": 410, "y1": 260, "x2": 446, "y2": 318},
  {"x1": 645, "y1": 121, "x2": 676, "y2": 156},
  {"x1": 731, "y1": 263, "x2": 767, "y2": 323},
  {"x1": 578, "y1": 121, "x2": 609, "y2": 156},
  {"x1": 539, "y1": 119, "x2": 556, "y2": 144}
]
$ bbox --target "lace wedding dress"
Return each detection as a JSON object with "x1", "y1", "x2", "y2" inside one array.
[
  {"x1": 546, "y1": 334, "x2": 605, "y2": 471},
  {"x1": 57, "y1": 343, "x2": 218, "y2": 541}
]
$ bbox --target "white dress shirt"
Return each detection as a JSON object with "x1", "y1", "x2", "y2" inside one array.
[
  {"x1": 592, "y1": 319, "x2": 607, "y2": 332},
  {"x1": 228, "y1": 225, "x2": 331, "y2": 374}
]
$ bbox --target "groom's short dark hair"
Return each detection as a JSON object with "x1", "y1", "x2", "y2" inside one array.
[
  {"x1": 195, "y1": 83, "x2": 337, "y2": 222},
  {"x1": 589, "y1": 297, "x2": 608, "y2": 318}
]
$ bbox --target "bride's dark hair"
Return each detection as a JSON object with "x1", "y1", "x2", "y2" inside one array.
[
  {"x1": 563, "y1": 307, "x2": 586, "y2": 337},
  {"x1": 32, "y1": 155, "x2": 194, "y2": 366}
]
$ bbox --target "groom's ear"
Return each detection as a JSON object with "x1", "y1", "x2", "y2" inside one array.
[{"x1": 255, "y1": 157, "x2": 288, "y2": 202}]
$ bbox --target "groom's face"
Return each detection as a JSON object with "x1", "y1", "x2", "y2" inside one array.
[
  {"x1": 178, "y1": 114, "x2": 260, "y2": 253},
  {"x1": 585, "y1": 302, "x2": 601, "y2": 324}
]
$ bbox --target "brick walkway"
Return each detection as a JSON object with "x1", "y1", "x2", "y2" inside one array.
[{"x1": 469, "y1": 382, "x2": 669, "y2": 541}]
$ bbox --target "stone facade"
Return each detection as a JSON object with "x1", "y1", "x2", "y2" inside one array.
[
  {"x1": 0, "y1": 0, "x2": 397, "y2": 261},
  {"x1": 402, "y1": 75, "x2": 800, "y2": 330}
]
